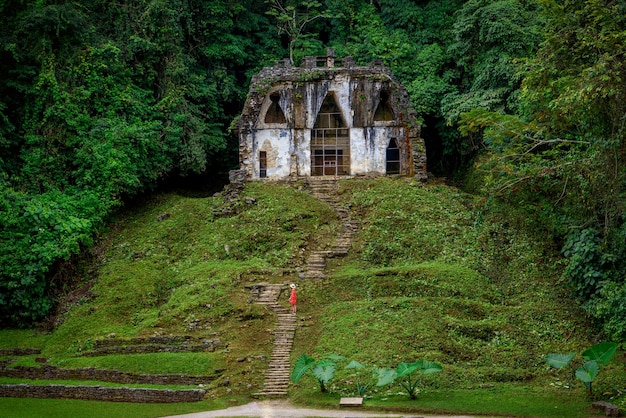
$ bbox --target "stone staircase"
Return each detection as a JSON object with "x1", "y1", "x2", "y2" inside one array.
[
  {"x1": 303, "y1": 177, "x2": 358, "y2": 279},
  {"x1": 250, "y1": 178, "x2": 358, "y2": 397},
  {"x1": 253, "y1": 283, "x2": 296, "y2": 397}
]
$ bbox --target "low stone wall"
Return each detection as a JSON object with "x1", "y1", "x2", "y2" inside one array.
[
  {"x1": 80, "y1": 336, "x2": 222, "y2": 356},
  {"x1": 93, "y1": 335, "x2": 212, "y2": 348},
  {"x1": 0, "y1": 364, "x2": 219, "y2": 385},
  {"x1": 0, "y1": 384, "x2": 205, "y2": 403},
  {"x1": 0, "y1": 348, "x2": 41, "y2": 356}
]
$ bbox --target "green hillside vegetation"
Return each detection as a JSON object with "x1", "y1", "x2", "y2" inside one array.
[{"x1": 1, "y1": 177, "x2": 623, "y2": 417}]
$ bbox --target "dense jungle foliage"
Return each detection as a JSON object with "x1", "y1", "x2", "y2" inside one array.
[{"x1": 0, "y1": 0, "x2": 624, "y2": 342}]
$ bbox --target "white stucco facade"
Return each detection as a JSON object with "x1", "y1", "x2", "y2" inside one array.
[{"x1": 236, "y1": 56, "x2": 426, "y2": 181}]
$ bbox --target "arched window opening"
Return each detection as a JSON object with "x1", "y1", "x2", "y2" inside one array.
[
  {"x1": 311, "y1": 93, "x2": 350, "y2": 176},
  {"x1": 374, "y1": 90, "x2": 394, "y2": 121},
  {"x1": 264, "y1": 92, "x2": 286, "y2": 124},
  {"x1": 386, "y1": 138, "x2": 400, "y2": 174}
]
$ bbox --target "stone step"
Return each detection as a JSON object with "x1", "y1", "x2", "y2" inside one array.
[
  {"x1": 259, "y1": 392, "x2": 289, "y2": 395},
  {"x1": 307, "y1": 257, "x2": 326, "y2": 262},
  {"x1": 254, "y1": 392, "x2": 288, "y2": 397},
  {"x1": 306, "y1": 263, "x2": 326, "y2": 269}
]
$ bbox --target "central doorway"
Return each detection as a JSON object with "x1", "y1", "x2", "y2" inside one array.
[{"x1": 311, "y1": 93, "x2": 350, "y2": 176}]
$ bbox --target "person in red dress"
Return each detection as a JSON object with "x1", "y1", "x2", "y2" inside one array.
[{"x1": 289, "y1": 283, "x2": 297, "y2": 314}]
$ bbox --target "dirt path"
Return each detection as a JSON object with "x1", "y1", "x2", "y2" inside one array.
[{"x1": 162, "y1": 400, "x2": 482, "y2": 418}]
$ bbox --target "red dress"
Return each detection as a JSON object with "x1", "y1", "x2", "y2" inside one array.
[{"x1": 289, "y1": 288, "x2": 297, "y2": 306}]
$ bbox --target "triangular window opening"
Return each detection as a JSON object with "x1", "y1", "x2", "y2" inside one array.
[
  {"x1": 311, "y1": 93, "x2": 350, "y2": 176},
  {"x1": 386, "y1": 138, "x2": 400, "y2": 175},
  {"x1": 374, "y1": 90, "x2": 394, "y2": 121},
  {"x1": 264, "y1": 92, "x2": 286, "y2": 124}
]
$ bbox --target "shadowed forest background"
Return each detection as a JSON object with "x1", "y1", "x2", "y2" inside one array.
[{"x1": 0, "y1": 0, "x2": 625, "y2": 345}]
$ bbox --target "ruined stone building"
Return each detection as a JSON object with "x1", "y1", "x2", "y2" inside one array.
[{"x1": 235, "y1": 51, "x2": 427, "y2": 181}]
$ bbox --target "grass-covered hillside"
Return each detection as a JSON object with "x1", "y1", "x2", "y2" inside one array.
[{"x1": 1, "y1": 177, "x2": 624, "y2": 417}]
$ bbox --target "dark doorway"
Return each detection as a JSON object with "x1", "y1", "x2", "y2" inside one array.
[
  {"x1": 386, "y1": 138, "x2": 400, "y2": 174},
  {"x1": 311, "y1": 93, "x2": 350, "y2": 176},
  {"x1": 259, "y1": 151, "x2": 267, "y2": 178}
]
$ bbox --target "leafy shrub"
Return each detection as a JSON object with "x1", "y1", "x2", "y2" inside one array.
[
  {"x1": 562, "y1": 228, "x2": 614, "y2": 300},
  {"x1": 0, "y1": 187, "x2": 104, "y2": 325},
  {"x1": 590, "y1": 282, "x2": 626, "y2": 342}
]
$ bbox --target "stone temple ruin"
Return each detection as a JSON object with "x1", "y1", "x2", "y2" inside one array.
[{"x1": 235, "y1": 50, "x2": 427, "y2": 181}]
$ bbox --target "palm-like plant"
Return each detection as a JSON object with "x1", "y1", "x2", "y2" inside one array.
[
  {"x1": 546, "y1": 341, "x2": 618, "y2": 396},
  {"x1": 376, "y1": 360, "x2": 443, "y2": 399},
  {"x1": 291, "y1": 353, "x2": 344, "y2": 393}
]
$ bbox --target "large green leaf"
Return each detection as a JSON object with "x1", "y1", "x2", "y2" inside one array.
[
  {"x1": 316, "y1": 359, "x2": 337, "y2": 369},
  {"x1": 375, "y1": 367, "x2": 397, "y2": 386},
  {"x1": 291, "y1": 354, "x2": 315, "y2": 383},
  {"x1": 545, "y1": 353, "x2": 575, "y2": 369},
  {"x1": 419, "y1": 360, "x2": 443, "y2": 375},
  {"x1": 313, "y1": 364, "x2": 336, "y2": 384},
  {"x1": 582, "y1": 342, "x2": 618, "y2": 366},
  {"x1": 345, "y1": 360, "x2": 364, "y2": 370},
  {"x1": 324, "y1": 354, "x2": 345, "y2": 362},
  {"x1": 396, "y1": 361, "x2": 421, "y2": 378},
  {"x1": 575, "y1": 360, "x2": 599, "y2": 383}
]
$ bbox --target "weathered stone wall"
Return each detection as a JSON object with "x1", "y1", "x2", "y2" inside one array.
[
  {"x1": 0, "y1": 384, "x2": 206, "y2": 403},
  {"x1": 0, "y1": 364, "x2": 219, "y2": 385}
]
